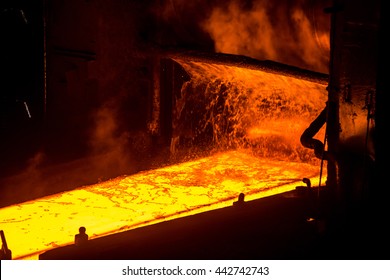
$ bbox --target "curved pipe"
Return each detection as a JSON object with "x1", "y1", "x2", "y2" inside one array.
[{"x1": 300, "y1": 104, "x2": 330, "y2": 160}]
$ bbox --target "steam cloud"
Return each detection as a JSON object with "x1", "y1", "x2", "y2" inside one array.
[{"x1": 157, "y1": 0, "x2": 331, "y2": 73}]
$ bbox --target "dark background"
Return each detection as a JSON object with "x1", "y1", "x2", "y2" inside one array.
[{"x1": 0, "y1": 0, "x2": 387, "y2": 260}]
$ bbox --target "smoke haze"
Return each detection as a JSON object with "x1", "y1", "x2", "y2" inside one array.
[{"x1": 155, "y1": 0, "x2": 331, "y2": 73}]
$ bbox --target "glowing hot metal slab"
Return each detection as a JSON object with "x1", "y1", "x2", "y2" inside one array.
[{"x1": 0, "y1": 150, "x2": 325, "y2": 260}]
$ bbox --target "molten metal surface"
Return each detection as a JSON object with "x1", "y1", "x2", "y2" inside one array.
[
  {"x1": 170, "y1": 57, "x2": 328, "y2": 164},
  {"x1": 1, "y1": 51, "x2": 329, "y2": 260},
  {"x1": 0, "y1": 150, "x2": 325, "y2": 260}
]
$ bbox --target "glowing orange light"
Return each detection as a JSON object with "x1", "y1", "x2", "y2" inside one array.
[
  {"x1": 1, "y1": 48, "x2": 329, "y2": 261},
  {"x1": 0, "y1": 150, "x2": 325, "y2": 260},
  {"x1": 201, "y1": 1, "x2": 330, "y2": 73}
]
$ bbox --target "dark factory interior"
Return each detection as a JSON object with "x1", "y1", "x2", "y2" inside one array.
[{"x1": 0, "y1": 0, "x2": 387, "y2": 260}]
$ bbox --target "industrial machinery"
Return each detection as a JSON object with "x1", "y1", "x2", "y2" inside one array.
[{"x1": 0, "y1": 0, "x2": 385, "y2": 260}]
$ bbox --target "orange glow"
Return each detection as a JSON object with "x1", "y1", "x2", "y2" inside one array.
[
  {"x1": 171, "y1": 58, "x2": 328, "y2": 164},
  {"x1": 201, "y1": 1, "x2": 330, "y2": 73},
  {"x1": 1, "y1": 47, "x2": 329, "y2": 261},
  {"x1": 0, "y1": 150, "x2": 325, "y2": 260}
]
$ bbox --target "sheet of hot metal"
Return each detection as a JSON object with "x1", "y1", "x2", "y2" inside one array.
[{"x1": 0, "y1": 150, "x2": 324, "y2": 260}]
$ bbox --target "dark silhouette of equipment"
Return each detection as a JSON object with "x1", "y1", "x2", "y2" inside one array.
[{"x1": 0, "y1": 230, "x2": 12, "y2": 260}]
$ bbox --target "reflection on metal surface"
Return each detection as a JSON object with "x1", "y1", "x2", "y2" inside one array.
[{"x1": 0, "y1": 150, "x2": 325, "y2": 260}]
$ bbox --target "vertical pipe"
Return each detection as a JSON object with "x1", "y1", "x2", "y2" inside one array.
[{"x1": 324, "y1": 0, "x2": 342, "y2": 195}]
